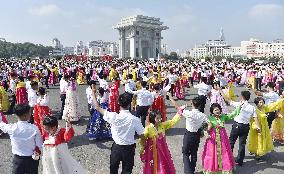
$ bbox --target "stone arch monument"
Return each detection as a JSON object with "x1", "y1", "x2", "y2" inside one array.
[{"x1": 114, "y1": 15, "x2": 168, "y2": 59}]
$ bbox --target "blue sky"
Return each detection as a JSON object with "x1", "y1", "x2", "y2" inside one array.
[{"x1": 0, "y1": 0, "x2": 283, "y2": 52}]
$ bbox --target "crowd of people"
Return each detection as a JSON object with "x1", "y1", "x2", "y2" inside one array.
[{"x1": 0, "y1": 57, "x2": 284, "y2": 174}]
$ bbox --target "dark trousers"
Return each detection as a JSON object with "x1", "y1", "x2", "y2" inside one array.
[
  {"x1": 110, "y1": 143, "x2": 135, "y2": 174},
  {"x1": 29, "y1": 107, "x2": 34, "y2": 124},
  {"x1": 12, "y1": 155, "x2": 39, "y2": 174},
  {"x1": 189, "y1": 77, "x2": 194, "y2": 86},
  {"x1": 86, "y1": 104, "x2": 95, "y2": 131},
  {"x1": 59, "y1": 94, "x2": 66, "y2": 119},
  {"x1": 255, "y1": 78, "x2": 262, "y2": 91},
  {"x1": 166, "y1": 84, "x2": 175, "y2": 100},
  {"x1": 86, "y1": 74, "x2": 91, "y2": 83},
  {"x1": 8, "y1": 94, "x2": 16, "y2": 114},
  {"x1": 136, "y1": 105, "x2": 150, "y2": 127},
  {"x1": 229, "y1": 122, "x2": 250, "y2": 165},
  {"x1": 182, "y1": 130, "x2": 201, "y2": 174},
  {"x1": 45, "y1": 76, "x2": 49, "y2": 88},
  {"x1": 279, "y1": 81, "x2": 284, "y2": 96},
  {"x1": 267, "y1": 112, "x2": 276, "y2": 129},
  {"x1": 198, "y1": 95, "x2": 207, "y2": 113}
]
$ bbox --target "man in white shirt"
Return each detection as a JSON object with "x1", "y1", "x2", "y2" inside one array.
[
  {"x1": 0, "y1": 104, "x2": 43, "y2": 174},
  {"x1": 168, "y1": 95, "x2": 208, "y2": 174},
  {"x1": 128, "y1": 81, "x2": 154, "y2": 127},
  {"x1": 125, "y1": 74, "x2": 136, "y2": 93},
  {"x1": 59, "y1": 75, "x2": 69, "y2": 120},
  {"x1": 27, "y1": 81, "x2": 39, "y2": 124},
  {"x1": 222, "y1": 90, "x2": 261, "y2": 166},
  {"x1": 255, "y1": 68, "x2": 262, "y2": 91},
  {"x1": 193, "y1": 77, "x2": 211, "y2": 113},
  {"x1": 8, "y1": 73, "x2": 17, "y2": 114},
  {"x1": 93, "y1": 91, "x2": 145, "y2": 174}
]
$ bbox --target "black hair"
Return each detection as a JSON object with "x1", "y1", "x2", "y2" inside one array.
[
  {"x1": 30, "y1": 81, "x2": 38, "y2": 87},
  {"x1": 38, "y1": 87, "x2": 46, "y2": 95},
  {"x1": 149, "y1": 109, "x2": 161, "y2": 124},
  {"x1": 192, "y1": 97, "x2": 201, "y2": 108},
  {"x1": 212, "y1": 80, "x2": 220, "y2": 86},
  {"x1": 266, "y1": 82, "x2": 275, "y2": 89},
  {"x1": 18, "y1": 76, "x2": 24, "y2": 82},
  {"x1": 42, "y1": 116, "x2": 58, "y2": 128},
  {"x1": 14, "y1": 104, "x2": 31, "y2": 117},
  {"x1": 201, "y1": 77, "x2": 207, "y2": 83},
  {"x1": 128, "y1": 74, "x2": 133, "y2": 80},
  {"x1": 141, "y1": 81, "x2": 147, "y2": 88},
  {"x1": 88, "y1": 80, "x2": 96, "y2": 86},
  {"x1": 210, "y1": 103, "x2": 222, "y2": 114},
  {"x1": 254, "y1": 97, "x2": 265, "y2": 105},
  {"x1": 118, "y1": 93, "x2": 132, "y2": 108},
  {"x1": 241, "y1": 91, "x2": 251, "y2": 101},
  {"x1": 153, "y1": 83, "x2": 161, "y2": 91},
  {"x1": 98, "y1": 87, "x2": 105, "y2": 97}
]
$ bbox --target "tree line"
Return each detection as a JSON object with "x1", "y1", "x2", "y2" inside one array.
[{"x1": 0, "y1": 40, "x2": 53, "y2": 58}]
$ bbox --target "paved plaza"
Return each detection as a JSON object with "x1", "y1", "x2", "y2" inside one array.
[{"x1": 1, "y1": 84, "x2": 284, "y2": 174}]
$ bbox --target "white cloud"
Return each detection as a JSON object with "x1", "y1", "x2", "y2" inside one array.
[
  {"x1": 249, "y1": 4, "x2": 284, "y2": 18},
  {"x1": 29, "y1": 4, "x2": 61, "y2": 16}
]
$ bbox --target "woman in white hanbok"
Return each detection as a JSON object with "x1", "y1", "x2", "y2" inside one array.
[
  {"x1": 62, "y1": 80, "x2": 80, "y2": 122},
  {"x1": 42, "y1": 116, "x2": 87, "y2": 174}
]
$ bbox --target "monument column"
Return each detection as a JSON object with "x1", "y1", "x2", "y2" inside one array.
[
  {"x1": 119, "y1": 29, "x2": 125, "y2": 58},
  {"x1": 139, "y1": 38, "x2": 142, "y2": 59}
]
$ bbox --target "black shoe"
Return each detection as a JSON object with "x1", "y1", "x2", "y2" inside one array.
[{"x1": 234, "y1": 158, "x2": 243, "y2": 166}]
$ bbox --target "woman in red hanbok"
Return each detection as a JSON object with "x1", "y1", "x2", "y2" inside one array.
[
  {"x1": 174, "y1": 77, "x2": 185, "y2": 100},
  {"x1": 108, "y1": 78, "x2": 120, "y2": 113},
  {"x1": 33, "y1": 87, "x2": 51, "y2": 136},
  {"x1": 150, "y1": 83, "x2": 167, "y2": 122},
  {"x1": 16, "y1": 77, "x2": 28, "y2": 104}
]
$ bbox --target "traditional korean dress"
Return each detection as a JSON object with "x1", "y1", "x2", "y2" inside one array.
[
  {"x1": 202, "y1": 107, "x2": 241, "y2": 174},
  {"x1": 174, "y1": 78, "x2": 185, "y2": 100},
  {"x1": 108, "y1": 80, "x2": 120, "y2": 113},
  {"x1": 108, "y1": 68, "x2": 116, "y2": 81},
  {"x1": 132, "y1": 68, "x2": 137, "y2": 81},
  {"x1": 140, "y1": 114, "x2": 181, "y2": 174},
  {"x1": 248, "y1": 99, "x2": 284, "y2": 156},
  {"x1": 210, "y1": 89, "x2": 228, "y2": 114},
  {"x1": 150, "y1": 91, "x2": 167, "y2": 122},
  {"x1": 87, "y1": 93, "x2": 112, "y2": 139},
  {"x1": 34, "y1": 95, "x2": 51, "y2": 136},
  {"x1": 271, "y1": 107, "x2": 284, "y2": 142},
  {"x1": 48, "y1": 69, "x2": 56, "y2": 85},
  {"x1": 0, "y1": 86, "x2": 10, "y2": 112},
  {"x1": 16, "y1": 82, "x2": 28, "y2": 104},
  {"x1": 62, "y1": 83, "x2": 80, "y2": 122},
  {"x1": 0, "y1": 112, "x2": 8, "y2": 135},
  {"x1": 42, "y1": 127, "x2": 87, "y2": 174},
  {"x1": 76, "y1": 69, "x2": 85, "y2": 85}
]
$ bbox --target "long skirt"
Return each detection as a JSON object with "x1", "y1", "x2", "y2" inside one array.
[
  {"x1": 202, "y1": 127, "x2": 235, "y2": 174},
  {"x1": 42, "y1": 143, "x2": 87, "y2": 174},
  {"x1": 87, "y1": 103, "x2": 111, "y2": 139}
]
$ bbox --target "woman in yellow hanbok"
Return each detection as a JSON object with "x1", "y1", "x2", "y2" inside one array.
[
  {"x1": 0, "y1": 86, "x2": 10, "y2": 112},
  {"x1": 271, "y1": 107, "x2": 284, "y2": 144},
  {"x1": 122, "y1": 69, "x2": 128, "y2": 82},
  {"x1": 132, "y1": 68, "x2": 137, "y2": 82},
  {"x1": 108, "y1": 67, "x2": 116, "y2": 81},
  {"x1": 247, "y1": 71, "x2": 256, "y2": 90},
  {"x1": 76, "y1": 68, "x2": 85, "y2": 85},
  {"x1": 248, "y1": 97, "x2": 284, "y2": 158}
]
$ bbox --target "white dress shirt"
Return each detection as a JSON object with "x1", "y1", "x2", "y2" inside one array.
[
  {"x1": 125, "y1": 80, "x2": 136, "y2": 93},
  {"x1": 9, "y1": 79, "x2": 16, "y2": 93},
  {"x1": 28, "y1": 89, "x2": 38, "y2": 107},
  {"x1": 230, "y1": 101, "x2": 257, "y2": 124},
  {"x1": 168, "y1": 74, "x2": 177, "y2": 84},
  {"x1": 263, "y1": 91, "x2": 280, "y2": 105},
  {"x1": 103, "y1": 110, "x2": 144, "y2": 145},
  {"x1": 129, "y1": 88, "x2": 154, "y2": 106},
  {"x1": 0, "y1": 121, "x2": 43, "y2": 156},
  {"x1": 98, "y1": 79, "x2": 108, "y2": 90},
  {"x1": 194, "y1": 82, "x2": 211, "y2": 96},
  {"x1": 182, "y1": 109, "x2": 208, "y2": 132},
  {"x1": 26, "y1": 80, "x2": 31, "y2": 91},
  {"x1": 86, "y1": 87, "x2": 93, "y2": 105},
  {"x1": 60, "y1": 79, "x2": 68, "y2": 94}
]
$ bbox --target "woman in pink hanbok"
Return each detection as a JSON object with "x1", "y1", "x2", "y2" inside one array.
[
  {"x1": 91, "y1": 68, "x2": 98, "y2": 81},
  {"x1": 202, "y1": 103, "x2": 241, "y2": 174},
  {"x1": 209, "y1": 80, "x2": 228, "y2": 114},
  {"x1": 140, "y1": 108, "x2": 183, "y2": 174}
]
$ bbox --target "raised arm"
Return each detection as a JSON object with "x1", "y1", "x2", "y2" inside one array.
[
  {"x1": 92, "y1": 87, "x2": 106, "y2": 115},
  {"x1": 224, "y1": 106, "x2": 241, "y2": 121},
  {"x1": 161, "y1": 113, "x2": 181, "y2": 130},
  {"x1": 167, "y1": 92, "x2": 180, "y2": 109},
  {"x1": 264, "y1": 99, "x2": 284, "y2": 113}
]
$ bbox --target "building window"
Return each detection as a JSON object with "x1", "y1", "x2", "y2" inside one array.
[
  {"x1": 156, "y1": 33, "x2": 159, "y2": 36},
  {"x1": 136, "y1": 31, "x2": 139, "y2": 35},
  {"x1": 136, "y1": 48, "x2": 139, "y2": 57}
]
